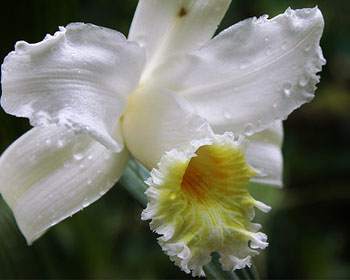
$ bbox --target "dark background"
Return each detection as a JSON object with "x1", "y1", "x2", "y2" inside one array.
[{"x1": 0, "y1": 0, "x2": 349, "y2": 279}]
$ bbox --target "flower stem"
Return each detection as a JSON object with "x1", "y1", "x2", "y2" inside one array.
[{"x1": 119, "y1": 159, "x2": 149, "y2": 207}]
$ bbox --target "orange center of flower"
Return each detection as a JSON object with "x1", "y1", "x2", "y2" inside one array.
[{"x1": 180, "y1": 143, "x2": 254, "y2": 204}]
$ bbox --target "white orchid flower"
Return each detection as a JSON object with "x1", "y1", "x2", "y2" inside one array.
[{"x1": 0, "y1": 0, "x2": 325, "y2": 277}]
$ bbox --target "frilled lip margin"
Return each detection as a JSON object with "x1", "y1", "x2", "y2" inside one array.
[{"x1": 141, "y1": 133, "x2": 271, "y2": 277}]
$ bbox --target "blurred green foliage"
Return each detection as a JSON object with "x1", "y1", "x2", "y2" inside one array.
[{"x1": 0, "y1": 0, "x2": 349, "y2": 279}]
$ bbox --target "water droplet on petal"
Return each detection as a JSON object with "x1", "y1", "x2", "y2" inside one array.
[
  {"x1": 298, "y1": 76, "x2": 309, "y2": 87},
  {"x1": 99, "y1": 187, "x2": 106, "y2": 196},
  {"x1": 82, "y1": 198, "x2": 89, "y2": 208},
  {"x1": 79, "y1": 164, "x2": 85, "y2": 169},
  {"x1": 273, "y1": 103, "x2": 277, "y2": 109},
  {"x1": 264, "y1": 35, "x2": 269, "y2": 42},
  {"x1": 15, "y1": 42, "x2": 28, "y2": 54},
  {"x1": 244, "y1": 123, "x2": 254, "y2": 136},
  {"x1": 87, "y1": 178, "x2": 92, "y2": 185},
  {"x1": 45, "y1": 139, "x2": 51, "y2": 145},
  {"x1": 57, "y1": 140, "x2": 64, "y2": 148},
  {"x1": 74, "y1": 153, "x2": 84, "y2": 161},
  {"x1": 87, "y1": 155, "x2": 93, "y2": 160},
  {"x1": 283, "y1": 83, "x2": 292, "y2": 97}
]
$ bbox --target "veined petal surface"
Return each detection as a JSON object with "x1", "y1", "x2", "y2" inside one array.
[
  {"x1": 152, "y1": 7, "x2": 325, "y2": 137},
  {"x1": 128, "y1": 0, "x2": 231, "y2": 81},
  {"x1": 246, "y1": 121, "x2": 284, "y2": 187},
  {"x1": 121, "y1": 86, "x2": 212, "y2": 170},
  {"x1": 142, "y1": 133, "x2": 271, "y2": 277},
  {"x1": 0, "y1": 126, "x2": 129, "y2": 244},
  {"x1": 1, "y1": 23, "x2": 145, "y2": 152}
]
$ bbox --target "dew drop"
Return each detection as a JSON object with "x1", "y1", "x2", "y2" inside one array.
[
  {"x1": 57, "y1": 139, "x2": 64, "y2": 148},
  {"x1": 45, "y1": 139, "x2": 51, "y2": 145},
  {"x1": 283, "y1": 83, "x2": 292, "y2": 97},
  {"x1": 87, "y1": 178, "x2": 92, "y2": 185},
  {"x1": 264, "y1": 35, "x2": 269, "y2": 42},
  {"x1": 73, "y1": 153, "x2": 84, "y2": 161},
  {"x1": 87, "y1": 155, "x2": 93, "y2": 160},
  {"x1": 15, "y1": 42, "x2": 28, "y2": 54},
  {"x1": 99, "y1": 188, "x2": 106, "y2": 196},
  {"x1": 79, "y1": 164, "x2": 85, "y2": 169},
  {"x1": 82, "y1": 198, "x2": 89, "y2": 208},
  {"x1": 244, "y1": 123, "x2": 254, "y2": 136},
  {"x1": 298, "y1": 76, "x2": 309, "y2": 87},
  {"x1": 97, "y1": 169, "x2": 102, "y2": 174},
  {"x1": 273, "y1": 103, "x2": 277, "y2": 109}
]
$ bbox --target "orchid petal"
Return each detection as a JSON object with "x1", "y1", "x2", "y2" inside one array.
[
  {"x1": 142, "y1": 133, "x2": 270, "y2": 276},
  {"x1": 0, "y1": 126, "x2": 129, "y2": 244},
  {"x1": 121, "y1": 86, "x2": 213, "y2": 170},
  {"x1": 128, "y1": 0, "x2": 231, "y2": 81},
  {"x1": 246, "y1": 121, "x2": 284, "y2": 187},
  {"x1": 153, "y1": 7, "x2": 325, "y2": 137},
  {"x1": 1, "y1": 23, "x2": 145, "y2": 152}
]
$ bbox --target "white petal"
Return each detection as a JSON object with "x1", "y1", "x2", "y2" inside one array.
[
  {"x1": 246, "y1": 121, "x2": 284, "y2": 187},
  {"x1": 121, "y1": 86, "x2": 213, "y2": 170},
  {"x1": 1, "y1": 23, "x2": 145, "y2": 152},
  {"x1": 0, "y1": 126, "x2": 130, "y2": 244},
  {"x1": 152, "y1": 7, "x2": 325, "y2": 136},
  {"x1": 128, "y1": 0, "x2": 231, "y2": 81}
]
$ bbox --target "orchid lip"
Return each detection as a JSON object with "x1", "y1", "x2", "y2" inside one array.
[{"x1": 142, "y1": 133, "x2": 270, "y2": 277}]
